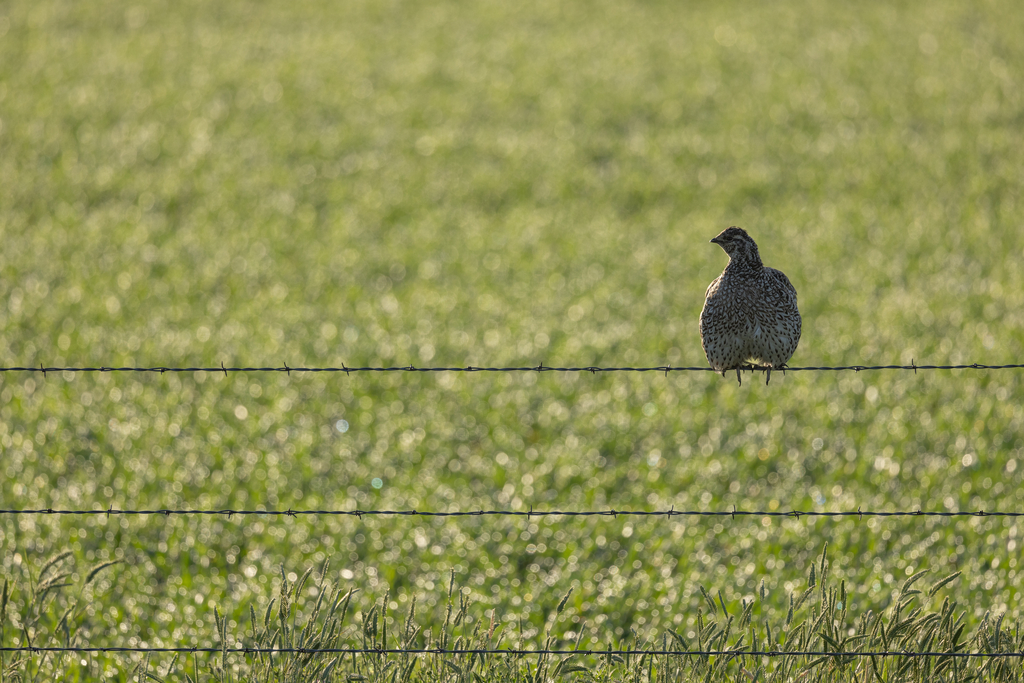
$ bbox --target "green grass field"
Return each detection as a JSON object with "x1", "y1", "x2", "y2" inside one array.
[{"x1": 2, "y1": 0, "x2": 1024, "y2": 680}]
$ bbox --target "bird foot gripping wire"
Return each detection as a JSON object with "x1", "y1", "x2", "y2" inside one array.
[
  {"x1": 729, "y1": 363, "x2": 782, "y2": 386},
  {"x1": 733, "y1": 364, "x2": 759, "y2": 386},
  {"x1": 765, "y1": 363, "x2": 789, "y2": 385}
]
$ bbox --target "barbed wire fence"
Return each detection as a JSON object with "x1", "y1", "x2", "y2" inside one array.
[
  {"x1": 2, "y1": 361, "x2": 1024, "y2": 376},
  {"x1": 0, "y1": 646, "x2": 1021, "y2": 658},
  {"x1": 4, "y1": 361, "x2": 1024, "y2": 667},
  {"x1": 1, "y1": 507, "x2": 1022, "y2": 518}
]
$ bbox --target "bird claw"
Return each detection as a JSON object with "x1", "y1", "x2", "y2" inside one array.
[
  {"x1": 766, "y1": 364, "x2": 790, "y2": 385},
  {"x1": 735, "y1": 368, "x2": 742, "y2": 386}
]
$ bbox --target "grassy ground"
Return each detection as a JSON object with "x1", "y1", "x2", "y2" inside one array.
[{"x1": 2, "y1": 0, "x2": 1024, "y2": 680}]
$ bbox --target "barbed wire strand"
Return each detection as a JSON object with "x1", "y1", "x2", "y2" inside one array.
[
  {"x1": 3, "y1": 362, "x2": 1024, "y2": 375},
  {"x1": 0, "y1": 646, "x2": 1021, "y2": 658},
  {"x1": 1, "y1": 508, "x2": 1020, "y2": 518}
]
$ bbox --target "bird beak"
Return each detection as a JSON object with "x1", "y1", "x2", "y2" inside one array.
[{"x1": 710, "y1": 237, "x2": 722, "y2": 245}]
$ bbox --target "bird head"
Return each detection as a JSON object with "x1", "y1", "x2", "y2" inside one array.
[{"x1": 710, "y1": 226, "x2": 760, "y2": 263}]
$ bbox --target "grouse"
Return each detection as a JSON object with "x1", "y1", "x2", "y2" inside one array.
[{"x1": 699, "y1": 227, "x2": 801, "y2": 385}]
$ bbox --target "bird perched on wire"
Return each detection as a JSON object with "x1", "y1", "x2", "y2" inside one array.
[{"x1": 699, "y1": 226, "x2": 801, "y2": 385}]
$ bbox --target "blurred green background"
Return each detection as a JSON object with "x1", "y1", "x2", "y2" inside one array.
[{"x1": 1, "y1": 0, "x2": 1023, "y2": 669}]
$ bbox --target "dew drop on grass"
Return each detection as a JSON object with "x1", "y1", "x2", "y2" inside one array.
[{"x1": 335, "y1": 419, "x2": 349, "y2": 433}]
